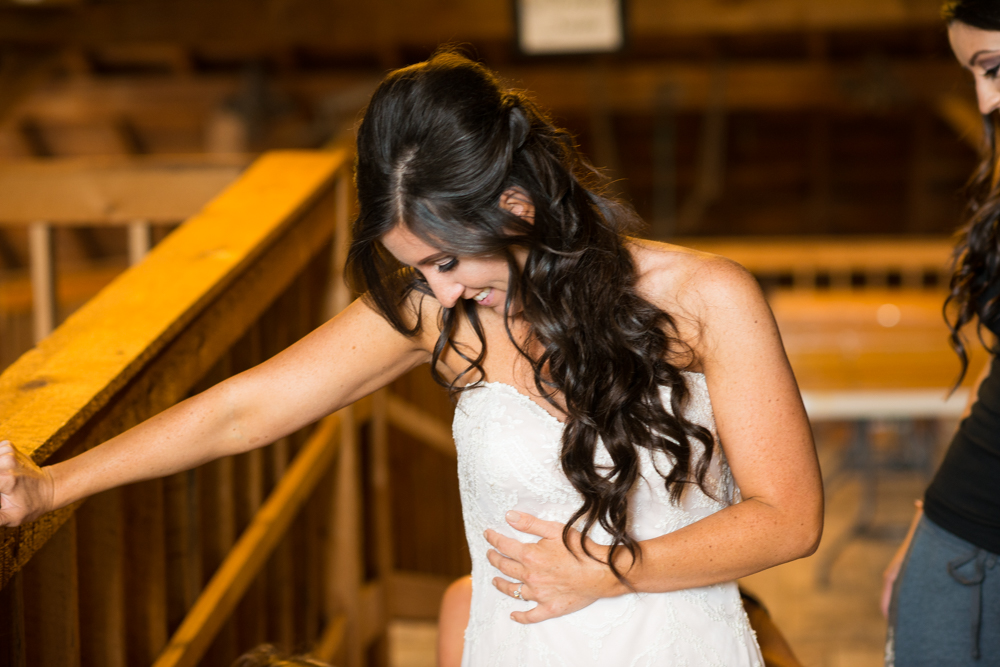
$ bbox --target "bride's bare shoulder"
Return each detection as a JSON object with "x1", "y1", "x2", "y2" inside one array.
[{"x1": 628, "y1": 238, "x2": 759, "y2": 317}]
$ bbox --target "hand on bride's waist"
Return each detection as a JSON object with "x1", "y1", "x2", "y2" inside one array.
[{"x1": 484, "y1": 509, "x2": 630, "y2": 624}]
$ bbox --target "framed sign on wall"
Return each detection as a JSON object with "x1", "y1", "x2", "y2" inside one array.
[{"x1": 514, "y1": 0, "x2": 627, "y2": 55}]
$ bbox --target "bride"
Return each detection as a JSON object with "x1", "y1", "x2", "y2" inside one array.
[{"x1": 0, "y1": 50, "x2": 822, "y2": 665}]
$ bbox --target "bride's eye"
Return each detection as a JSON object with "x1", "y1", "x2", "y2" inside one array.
[{"x1": 436, "y1": 257, "x2": 458, "y2": 273}]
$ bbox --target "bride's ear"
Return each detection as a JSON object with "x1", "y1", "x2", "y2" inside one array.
[{"x1": 499, "y1": 187, "x2": 535, "y2": 223}]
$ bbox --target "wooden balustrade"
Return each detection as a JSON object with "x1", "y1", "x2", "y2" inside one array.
[
  {"x1": 0, "y1": 149, "x2": 465, "y2": 667},
  {"x1": 0, "y1": 155, "x2": 251, "y2": 370}
]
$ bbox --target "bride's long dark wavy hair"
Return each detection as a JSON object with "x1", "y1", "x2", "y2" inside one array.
[
  {"x1": 347, "y1": 50, "x2": 715, "y2": 579},
  {"x1": 944, "y1": 0, "x2": 1000, "y2": 381}
]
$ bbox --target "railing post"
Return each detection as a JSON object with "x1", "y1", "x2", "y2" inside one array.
[
  {"x1": 326, "y1": 167, "x2": 365, "y2": 667},
  {"x1": 330, "y1": 408, "x2": 363, "y2": 667},
  {"x1": 370, "y1": 388, "x2": 394, "y2": 665},
  {"x1": 128, "y1": 220, "x2": 152, "y2": 266},
  {"x1": 28, "y1": 221, "x2": 56, "y2": 342}
]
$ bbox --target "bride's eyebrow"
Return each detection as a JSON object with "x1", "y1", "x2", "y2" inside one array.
[
  {"x1": 416, "y1": 251, "x2": 451, "y2": 266},
  {"x1": 970, "y1": 49, "x2": 1000, "y2": 67}
]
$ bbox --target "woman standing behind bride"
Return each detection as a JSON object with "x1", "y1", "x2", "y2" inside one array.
[{"x1": 0, "y1": 50, "x2": 822, "y2": 665}]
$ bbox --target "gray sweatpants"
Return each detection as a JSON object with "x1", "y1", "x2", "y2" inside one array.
[{"x1": 887, "y1": 516, "x2": 1000, "y2": 666}]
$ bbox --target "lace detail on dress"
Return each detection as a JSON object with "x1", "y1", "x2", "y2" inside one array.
[{"x1": 453, "y1": 373, "x2": 763, "y2": 667}]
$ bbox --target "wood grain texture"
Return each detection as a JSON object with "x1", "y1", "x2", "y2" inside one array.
[
  {"x1": 0, "y1": 157, "x2": 247, "y2": 225},
  {"x1": 0, "y1": 151, "x2": 348, "y2": 590},
  {"x1": 76, "y1": 488, "x2": 125, "y2": 667},
  {"x1": 151, "y1": 410, "x2": 345, "y2": 667},
  {"x1": 22, "y1": 517, "x2": 80, "y2": 667}
]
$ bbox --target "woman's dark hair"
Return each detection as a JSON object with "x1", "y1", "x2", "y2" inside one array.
[
  {"x1": 943, "y1": 0, "x2": 1000, "y2": 30},
  {"x1": 347, "y1": 49, "x2": 716, "y2": 580},
  {"x1": 943, "y1": 1, "x2": 1000, "y2": 382}
]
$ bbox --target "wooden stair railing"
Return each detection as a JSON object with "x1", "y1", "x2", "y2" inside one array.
[
  {"x1": 0, "y1": 149, "x2": 462, "y2": 667},
  {"x1": 0, "y1": 155, "x2": 251, "y2": 372}
]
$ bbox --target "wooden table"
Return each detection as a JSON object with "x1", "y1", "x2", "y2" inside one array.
[{"x1": 767, "y1": 288, "x2": 989, "y2": 584}]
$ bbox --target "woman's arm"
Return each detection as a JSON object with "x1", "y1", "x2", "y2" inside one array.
[
  {"x1": 486, "y1": 256, "x2": 823, "y2": 623},
  {"x1": 0, "y1": 298, "x2": 431, "y2": 526}
]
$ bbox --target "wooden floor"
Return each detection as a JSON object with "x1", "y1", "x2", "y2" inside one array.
[{"x1": 386, "y1": 419, "x2": 953, "y2": 667}]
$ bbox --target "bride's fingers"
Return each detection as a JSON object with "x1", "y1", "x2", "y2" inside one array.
[
  {"x1": 484, "y1": 529, "x2": 527, "y2": 560},
  {"x1": 505, "y1": 510, "x2": 563, "y2": 540},
  {"x1": 487, "y1": 548, "x2": 526, "y2": 580},
  {"x1": 511, "y1": 602, "x2": 564, "y2": 624},
  {"x1": 492, "y1": 576, "x2": 531, "y2": 601}
]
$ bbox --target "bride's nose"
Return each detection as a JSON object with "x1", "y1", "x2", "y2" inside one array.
[
  {"x1": 424, "y1": 273, "x2": 464, "y2": 308},
  {"x1": 976, "y1": 77, "x2": 1000, "y2": 115}
]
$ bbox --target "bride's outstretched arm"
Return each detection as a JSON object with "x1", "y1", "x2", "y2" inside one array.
[
  {"x1": 0, "y1": 298, "x2": 431, "y2": 527},
  {"x1": 485, "y1": 256, "x2": 823, "y2": 624}
]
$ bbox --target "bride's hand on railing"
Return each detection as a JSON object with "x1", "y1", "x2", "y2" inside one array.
[
  {"x1": 0, "y1": 440, "x2": 56, "y2": 527},
  {"x1": 484, "y1": 510, "x2": 621, "y2": 624}
]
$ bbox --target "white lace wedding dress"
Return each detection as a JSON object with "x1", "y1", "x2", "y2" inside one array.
[{"x1": 453, "y1": 372, "x2": 763, "y2": 667}]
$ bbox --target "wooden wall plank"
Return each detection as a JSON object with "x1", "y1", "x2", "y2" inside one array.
[
  {"x1": 265, "y1": 437, "x2": 296, "y2": 650},
  {"x1": 76, "y1": 488, "x2": 125, "y2": 667},
  {"x1": 123, "y1": 479, "x2": 169, "y2": 666},
  {"x1": 22, "y1": 516, "x2": 80, "y2": 667},
  {"x1": 152, "y1": 410, "x2": 345, "y2": 667},
  {"x1": 0, "y1": 572, "x2": 27, "y2": 667},
  {"x1": 164, "y1": 469, "x2": 201, "y2": 635}
]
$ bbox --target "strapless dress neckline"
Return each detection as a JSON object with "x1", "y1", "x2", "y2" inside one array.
[{"x1": 471, "y1": 370, "x2": 707, "y2": 428}]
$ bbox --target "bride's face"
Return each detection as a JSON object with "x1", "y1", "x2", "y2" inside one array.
[
  {"x1": 381, "y1": 224, "x2": 514, "y2": 314},
  {"x1": 949, "y1": 20, "x2": 1000, "y2": 114},
  {"x1": 379, "y1": 189, "x2": 534, "y2": 316}
]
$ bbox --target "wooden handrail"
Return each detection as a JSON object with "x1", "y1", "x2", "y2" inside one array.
[
  {"x1": 0, "y1": 149, "x2": 347, "y2": 587},
  {"x1": 0, "y1": 147, "x2": 469, "y2": 667}
]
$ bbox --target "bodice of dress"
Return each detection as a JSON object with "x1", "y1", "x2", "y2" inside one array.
[{"x1": 452, "y1": 372, "x2": 763, "y2": 667}]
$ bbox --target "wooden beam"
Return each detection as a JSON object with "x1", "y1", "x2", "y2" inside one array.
[
  {"x1": 0, "y1": 264, "x2": 124, "y2": 314},
  {"x1": 1, "y1": 60, "x2": 967, "y2": 125},
  {"x1": 310, "y1": 613, "x2": 347, "y2": 662},
  {"x1": 631, "y1": 0, "x2": 941, "y2": 34},
  {"x1": 386, "y1": 395, "x2": 455, "y2": 458},
  {"x1": 673, "y1": 236, "x2": 953, "y2": 277},
  {"x1": 0, "y1": 0, "x2": 943, "y2": 50},
  {"x1": 0, "y1": 156, "x2": 249, "y2": 225},
  {"x1": 499, "y1": 59, "x2": 967, "y2": 113},
  {"x1": 4, "y1": 74, "x2": 378, "y2": 127}
]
